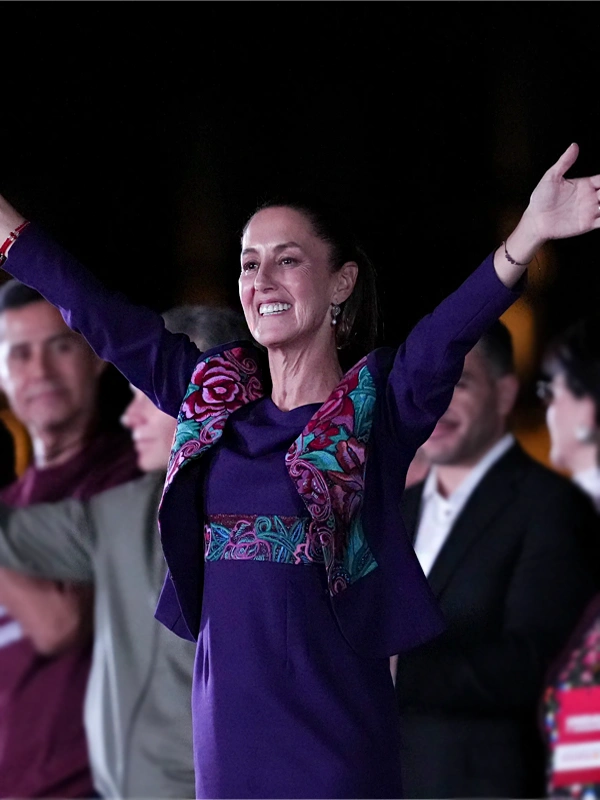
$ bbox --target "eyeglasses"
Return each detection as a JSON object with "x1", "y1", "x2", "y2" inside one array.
[{"x1": 536, "y1": 379, "x2": 554, "y2": 405}]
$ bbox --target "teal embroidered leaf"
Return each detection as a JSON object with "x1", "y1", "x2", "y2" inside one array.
[
  {"x1": 300, "y1": 451, "x2": 343, "y2": 472},
  {"x1": 345, "y1": 519, "x2": 378, "y2": 579},
  {"x1": 173, "y1": 419, "x2": 201, "y2": 450},
  {"x1": 351, "y1": 370, "x2": 377, "y2": 440}
]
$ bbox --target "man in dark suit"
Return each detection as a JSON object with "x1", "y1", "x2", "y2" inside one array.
[{"x1": 395, "y1": 320, "x2": 600, "y2": 799}]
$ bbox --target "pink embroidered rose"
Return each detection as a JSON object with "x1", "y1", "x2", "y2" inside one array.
[
  {"x1": 306, "y1": 359, "x2": 366, "y2": 438},
  {"x1": 307, "y1": 422, "x2": 340, "y2": 450},
  {"x1": 307, "y1": 391, "x2": 354, "y2": 438},
  {"x1": 183, "y1": 358, "x2": 250, "y2": 422}
]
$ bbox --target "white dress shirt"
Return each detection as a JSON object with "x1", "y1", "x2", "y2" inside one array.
[
  {"x1": 573, "y1": 466, "x2": 600, "y2": 513},
  {"x1": 413, "y1": 434, "x2": 515, "y2": 576},
  {"x1": 0, "y1": 604, "x2": 24, "y2": 650}
]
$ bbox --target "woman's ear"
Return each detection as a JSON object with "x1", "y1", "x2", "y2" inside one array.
[
  {"x1": 334, "y1": 261, "x2": 359, "y2": 304},
  {"x1": 573, "y1": 395, "x2": 599, "y2": 443}
]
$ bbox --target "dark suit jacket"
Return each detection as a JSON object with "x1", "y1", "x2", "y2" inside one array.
[{"x1": 396, "y1": 442, "x2": 600, "y2": 799}]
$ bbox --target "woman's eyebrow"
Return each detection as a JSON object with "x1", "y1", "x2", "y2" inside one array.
[{"x1": 241, "y1": 242, "x2": 303, "y2": 257}]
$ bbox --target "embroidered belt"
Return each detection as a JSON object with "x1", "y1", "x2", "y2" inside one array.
[{"x1": 205, "y1": 513, "x2": 325, "y2": 564}]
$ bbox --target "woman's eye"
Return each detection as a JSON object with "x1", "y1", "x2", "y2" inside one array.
[
  {"x1": 242, "y1": 262, "x2": 258, "y2": 273},
  {"x1": 280, "y1": 257, "x2": 296, "y2": 266}
]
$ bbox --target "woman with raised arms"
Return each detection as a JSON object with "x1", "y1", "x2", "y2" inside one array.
[{"x1": 1, "y1": 143, "x2": 600, "y2": 799}]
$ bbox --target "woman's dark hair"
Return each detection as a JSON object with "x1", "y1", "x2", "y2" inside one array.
[
  {"x1": 542, "y1": 316, "x2": 600, "y2": 421},
  {"x1": 243, "y1": 194, "x2": 379, "y2": 364}
]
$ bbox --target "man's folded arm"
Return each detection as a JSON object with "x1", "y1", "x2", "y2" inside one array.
[
  {"x1": 0, "y1": 498, "x2": 95, "y2": 581},
  {"x1": 0, "y1": 568, "x2": 93, "y2": 655}
]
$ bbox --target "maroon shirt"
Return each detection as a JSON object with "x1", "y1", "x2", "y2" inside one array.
[{"x1": 0, "y1": 428, "x2": 141, "y2": 798}]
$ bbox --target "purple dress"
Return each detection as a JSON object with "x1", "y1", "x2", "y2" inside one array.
[
  {"x1": 4, "y1": 225, "x2": 521, "y2": 799},
  {"x1": 198, "y1": 398, "x2": 403, "y2": 798}
]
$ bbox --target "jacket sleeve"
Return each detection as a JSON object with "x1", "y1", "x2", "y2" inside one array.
[
  {"x1": 387, "y1": 252, "x2": 522, "y2": 453},
  {"x1": 0, "y1": 497, "x2": 95, "y2": 583},
  {"x1": 4, "y1": 224, "x2": 201, "y2": 418}
]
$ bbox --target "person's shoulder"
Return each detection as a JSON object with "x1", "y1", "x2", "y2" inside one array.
[
  {"x1": 90, "y1": 471, "x2": 163, "y2": 510},
  {"x1": 0, "y1": 466, "x2": 33, "y2": 506},
  {"x1": 367, "y1": 346, "x2": 396, "y2": 369},
  {"x1": 191, "y1": 339, "x2": 264, "y2": 372},
  {"x1": 402, "y1": 476, "x2": 426, "y2": 498},
  {"x1": 199, "y1": 339, "x2": 259, "y2": 359},
  {"x1": 360, "y1": 346, "x2": 397, "y2": 388},
  {"x1": 189, "y1": 340, "x2": 268, "y2": 385},
  {"x1": 87, "y1": 472, "x2": 164, "y2": 543},
  {"x1": 510, "y1": 446, "x2": 597, "y2": 509},
  {"x1": 514, "y1": 445, "x2": 578, "y2": 486}
]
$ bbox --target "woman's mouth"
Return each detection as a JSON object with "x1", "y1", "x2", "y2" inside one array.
[{"x1": 259, "y1": 303, "x2": 291, "y2": 316}]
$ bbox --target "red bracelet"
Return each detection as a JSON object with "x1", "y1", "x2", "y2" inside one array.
[{"x1": 0, "y1": 220, "x2": 30, "y2": 266}]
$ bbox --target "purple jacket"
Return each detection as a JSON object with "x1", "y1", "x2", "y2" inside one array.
[{"x1": 5, "y1": 225, "x2": 521, "y2": 658}]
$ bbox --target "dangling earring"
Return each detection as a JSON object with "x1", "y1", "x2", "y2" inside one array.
[
  {"x1": 331, "y1": 303, "x2": 341, "y2": 327},
  {"x1": 575, "y1": 424, "x2": 595, "y2": 444}
]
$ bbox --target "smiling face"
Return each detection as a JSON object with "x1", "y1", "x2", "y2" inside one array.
[
  {"x1": 421, "y1": 345, "x2": 519, "y2": 467},
  {"x1": 0, "y1": 300, "x2": 105, "y2": 438},
  {"x1": 120, "y1": 387, "x2": 176, "y2": 473},
  {"x1": 239, "y1": 206, "x2": 356, "y2": 353}
]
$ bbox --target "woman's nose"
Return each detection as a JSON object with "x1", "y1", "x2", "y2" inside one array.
[
  {"x1": 253, "y1": 260, "x2": 277, "y2": 291},
  {"x1": 121, "y1": 399, "x2": 143, "y2": 430}
]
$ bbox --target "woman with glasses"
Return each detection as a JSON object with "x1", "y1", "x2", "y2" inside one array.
[{"x1": 539, "y1": 317, "x2": 600, "y2": 797}]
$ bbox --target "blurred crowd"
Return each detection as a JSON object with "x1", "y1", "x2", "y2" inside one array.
[
  {"x1": 1, "y1": 277, "x2": 600, "y2": 800},
  {"x1": 0, "y1": 285, "x2": 250, "y2": 799}
]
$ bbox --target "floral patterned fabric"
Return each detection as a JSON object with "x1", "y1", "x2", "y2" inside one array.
[
  {"x1": 205, "y1": 514, "x2": 321, "y2": 564},
  {"x1": 285, "y1": 356, "x2": 378, "y2": 594},
  {"x1": 165, "y1": 348, "x2": 265, "y2": 488},
  {"x1": 545, "y1": 613, "x2": 600, "y2": 798},
  {"x1": 164, "y1": 346, "x2": 377, "y2": 594}
]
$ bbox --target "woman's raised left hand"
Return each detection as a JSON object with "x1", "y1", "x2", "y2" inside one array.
[
  {"x1": 523, "y1": 142, "x2": 600, "y2": 244},
  {"x1": 495, "y1": 143, "x2": 600, "y2": 287}
]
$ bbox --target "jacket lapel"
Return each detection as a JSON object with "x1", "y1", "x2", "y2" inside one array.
[
  {"x1": 163, "y1": 344, "x2": 265, "y2": 491},
  {"x1": 285, "y1": 356, "x2": 379, "y2": 595},
  {"x1": 424, "y1": 444, "x2": 527, "y2": 596},
  {"x1": 157, "y1": 344, "x2": 265, "y2": 639}
]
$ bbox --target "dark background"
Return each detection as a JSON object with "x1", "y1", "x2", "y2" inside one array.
[{"x1": 3, "y1": 2, "x2": 600, "y2": 439}]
